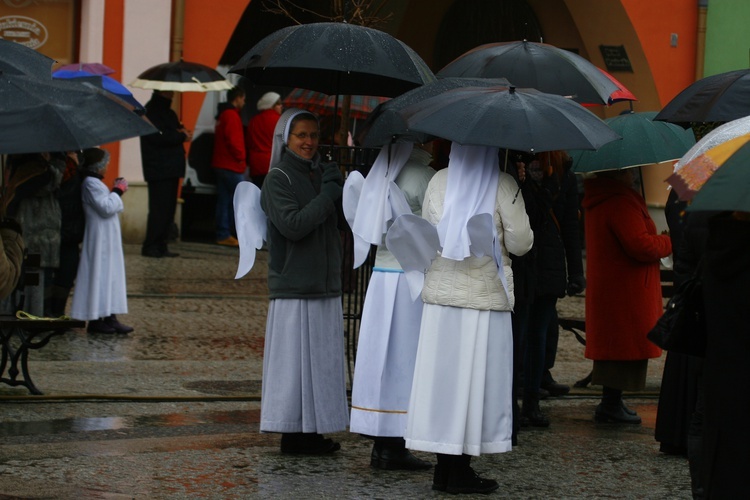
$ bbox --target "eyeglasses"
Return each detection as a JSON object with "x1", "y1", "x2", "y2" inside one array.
[{"x1": 289, "y1": 132, "x2": 320, "y2": 141}]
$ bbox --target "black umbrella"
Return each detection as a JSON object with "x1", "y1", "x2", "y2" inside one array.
[
  {"x1": 229, "y1": 22, "x2": 436, "y2": 98},
  {"x1": 0, "y1": 38, "x2": 55, "y2": 79},
  {"x1": 0, "y1": 74, "x2": 157, "y2": 154},
  {"x1": 357, "y1": 77, "x2": 510, "y2": 147},
  {"x1": 654, "y1": 69, "x2": 750, "y2": 123},
  {"x1": 400, "y1": 86, "x2": 621, "y2": 152},
  {"x1": 130, "y1": 60, "x2": 232, "y2": 92},
  {"x1": 438, "y1": 40, "x2": 621, "y2": 105}
]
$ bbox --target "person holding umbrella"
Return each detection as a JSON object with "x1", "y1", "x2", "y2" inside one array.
[
  {"x1": 401, "y1": 143, "x2": 533, "y2": 494},
  {"x1": 139, "y1": 90, "x2": 192, "y2": 258},
  {"x1": 258, "y1": 108, "x2": 348, "y2": 454}
]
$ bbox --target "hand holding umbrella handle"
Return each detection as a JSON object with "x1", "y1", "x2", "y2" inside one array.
[{"x1": 322, "y1": 162, "x2": 343, "y2": 186}]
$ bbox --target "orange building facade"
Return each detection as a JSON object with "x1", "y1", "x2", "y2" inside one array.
[{"x1": 2, "y1": 0, "x2": 703, "y2": 241}]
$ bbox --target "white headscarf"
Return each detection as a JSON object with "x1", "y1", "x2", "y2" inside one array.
[
  {"x1": 438, "y1": 143, "x2": 500, "y2": 261},
  {"x1": 347, "y1": 142, "x2": 413, "y2": 267},
  {"x1": 269, "y1": 108, "x2": 317, "y2": 169}
]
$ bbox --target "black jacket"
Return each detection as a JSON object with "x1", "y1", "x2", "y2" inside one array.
[{"x1": 139, "y1": 93, "x2": 187, "y2": 182}]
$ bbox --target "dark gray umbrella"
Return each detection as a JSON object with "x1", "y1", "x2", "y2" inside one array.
[
  {"x1": 400, "y1": 86, "x2": 621, "y2": 152},
  {"x1": 229, "y1": 22, "x2": 436, "y2": 97},
  {"x1": 654, "y1": 69, "x2": 750, "y2": 123},
  {"x1": 0, "y1": 38, "x2": 55, "y2": 79},
  {"x1": 357, "y1": 77, "x2": 510, "y2": 147},
  {"x1": 0, "y1": 74, "x2": 157, "y2": 154},
  {"x1": 438, "y1": 40, "x2": 621, "y2": 105}
]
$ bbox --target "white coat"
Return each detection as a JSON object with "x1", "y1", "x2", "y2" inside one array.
[
  {"x1": 70, "y1": 176, "x2": 127, "y2": 321},
  {"x1": 421, "y1": 168, "x2": 533, "y2": 312}
]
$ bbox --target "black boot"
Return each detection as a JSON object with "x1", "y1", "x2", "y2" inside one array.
[
  {"x1": 595, "y1": 386, "x2": 641, "y2": 424},
  {"x1": 444, "y1": 454, "x2": 499, "y2": 495},
  {"x1": 521, "y1": 392, "x2": 550, "y2": 427},
  {"x1": 104, "y1": 314, "x2": 134, "y2": 334},
  {"x1": 87, "y1": 318, "x2": 116, "y2": 334},
  {"x1": 280, "y1": 432, "x2": 340, "y2": 455},
  {"x1": 370, "y1": 437, "x2": 431, "y2": 470},
  {"x1": 433, "y1": 454, "x2": 451, "y2": 491}
]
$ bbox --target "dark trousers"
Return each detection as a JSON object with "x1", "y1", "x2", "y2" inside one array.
[{"x1": 142, "y1": 178, "x2": 179, "y2": 255}]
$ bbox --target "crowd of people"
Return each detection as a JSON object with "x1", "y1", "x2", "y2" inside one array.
[{"x1": 2, "y1": 84, "x2": 745, "y2": 497}]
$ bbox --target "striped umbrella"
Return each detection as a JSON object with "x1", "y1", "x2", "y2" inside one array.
[{"x1": 282, "y1": 88, "x2": 389, "y2": 120}]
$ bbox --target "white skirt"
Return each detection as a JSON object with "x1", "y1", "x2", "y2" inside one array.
[
  {"x1": 260, "y1": 297, "x2": 349, "y2": 434},
  {"x1": 350, "y1": 271, "x2": 423, "y2": 437},
  {"x1": 404, "y1": 304, "x2": 513, "y2": 456}
]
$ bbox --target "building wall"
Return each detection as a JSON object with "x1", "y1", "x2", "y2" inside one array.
[{"x1": 703, "y1": 0, "x2": 750, "y2": 76}]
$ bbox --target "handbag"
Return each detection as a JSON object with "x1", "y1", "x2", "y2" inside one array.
[{"x1": 647, "y1": 260, "x2": 706, "y2": 357}]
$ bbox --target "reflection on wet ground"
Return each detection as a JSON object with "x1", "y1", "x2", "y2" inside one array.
[{"x1": 0, "y1": 409, "x2": 259, "y2": 438}]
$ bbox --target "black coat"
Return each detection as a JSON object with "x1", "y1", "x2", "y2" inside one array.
[{"x1": 139, "y1": 93, "x2": 187, "y2": 182}]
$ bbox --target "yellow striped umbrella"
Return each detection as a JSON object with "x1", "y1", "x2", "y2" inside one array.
[{"x1": 667, "y1": 132, "x2": 750, "y2": 202}]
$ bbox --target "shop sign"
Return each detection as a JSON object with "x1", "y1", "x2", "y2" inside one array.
[{"x1": 0, "y1": 14, "x2": 48, "y2": 48}]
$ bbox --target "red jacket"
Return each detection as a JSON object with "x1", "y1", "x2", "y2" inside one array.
[
  {"x1": 212, "y1": 106, "x2": 246, "y2": 173},
  {"x1": 581, "y1": 177, "x2": 671, "y2": 361},
  {"x1": 246, "y1": 108, "x2": 281, "y2": 177}
]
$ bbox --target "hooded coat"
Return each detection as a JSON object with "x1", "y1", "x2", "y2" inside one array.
[{"x1": 581, "y1": 176, "x2": 671, "y2": 361}]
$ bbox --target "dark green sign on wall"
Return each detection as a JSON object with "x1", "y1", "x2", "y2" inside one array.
[{"x1": 599, "y1": 45, "x2": 633, "y2": 72}]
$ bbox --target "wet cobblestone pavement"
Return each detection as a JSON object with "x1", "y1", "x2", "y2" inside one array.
[{"x1": 0, "y1": 242, "x2": 691, "y2": 499}]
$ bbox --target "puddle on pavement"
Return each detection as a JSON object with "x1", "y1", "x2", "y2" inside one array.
[{"x1": 0, "y1": 409, "x2": 259, "y2": 437}]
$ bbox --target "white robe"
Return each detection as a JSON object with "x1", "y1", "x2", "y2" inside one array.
[{"x1": 70, "y1": 177, "x2": 127, "y2": 321}]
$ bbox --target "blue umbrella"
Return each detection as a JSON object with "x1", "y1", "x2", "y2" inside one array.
[{"x1": 53, "y1": 69, "x2": 144, "y2": 111}]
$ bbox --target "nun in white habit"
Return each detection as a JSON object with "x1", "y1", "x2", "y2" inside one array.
[
  {"x1": 397, "y1": 143, "x2": 533, "y2": 494},
  {"x1": 258, "y1": 108, "x2": 349, "y2": 455},
  {"x1": 345, "y1": 141, "x2": 435, "y2": 470}
]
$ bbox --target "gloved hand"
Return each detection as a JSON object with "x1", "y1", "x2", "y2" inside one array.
[
  {"x1": 113, "y1": 177, "x2": 129, "y2": 195},
  {"x1": 320, "y1": 176, "x2": 343, "y2": 201},
  {"x1": 321, "y1": 162, "x2": 343, "y2": 186},
  {"x1": 566, "y1": 274, "x2": 586, "y2": 296}
]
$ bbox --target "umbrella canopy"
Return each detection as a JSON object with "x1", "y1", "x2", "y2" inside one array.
[
  {"x1": 673, "y1": 115, "x2": 750, "y2": 169},
  {"x1": 229, "y1": 22, "x2": 435, "y2": 97},
  {"x1": 581, "y1": 68, "x2": 637, "y2": 107},
  {"x1": 655, "y1": 69, "x2": 750, "y2": 123},
  {"x1": 437, "y1": 40, "x2": 622, "y2": 105},
  {"x1": 56, "y1": 62, "x2": 115, "y2": 75},
  {"x1": 668, "y1": 133, "x2": 750, "y2": 202},
  {"x1": 53, "y1": 69, "x2": 144, "y2": 111},
  {"x1": 0, "y1": 73, "x2": 157, "y2": 154},
  {"x1": 668, "y1": 134, "x2": 750, "y2": 212},
  {"x1": 570, "y1": 111, "x2": 695, "y2": 173},
  {"x1": 0, "y1": 38, "x2": 55, "y2": 79},
  {"x1": 130, "y1": 60, "x2": 232, "y2": 92},
  {"x1": 282, "y1": 88, "x2": 388, "y2": 120},
  {"x1": 357, "y1": 77, "x2": 510, "y2": 147},
  {"x1": 398, "y1": 85, "x2": 621, "y2": 153}
]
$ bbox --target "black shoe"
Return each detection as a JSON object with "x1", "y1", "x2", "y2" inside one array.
[
  {"x1": 280, "y1": 433, "x2": 340, "y2": 455},
  {"x1": 521, "y1": 407, "x2": 550, "y2": 428},
  {"x1": 541, "y1": 380, "x2": 570, "y2": 397},
  {"x1": 86, "y1": 319, "x2": 116, "y2": 334},
  {"x1": 371, "y1": 444, "x2": 432, "y2": 470},
  {"x1": 594, "y1": 403, "x2": 642, "y2": 424},
  {"x1": 621, "y1": 400, "x2": 637, "y2": 416},
  {"x1": 141, "y1": 248, "x2": 163, "y2": 258},
  {"x1": 104, "y1": 315, "x2": 134, "y2": 334},
  {"x1": 445, "y1": 465, "x2": 499, "y2": 495}
]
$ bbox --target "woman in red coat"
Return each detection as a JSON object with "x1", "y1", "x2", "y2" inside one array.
[
  {"x1": 246, "y1": 92, "x2": 282, "y2": 188},
  {"x1": 581, "y1": 168, "x2": 671, "y2": 424}
]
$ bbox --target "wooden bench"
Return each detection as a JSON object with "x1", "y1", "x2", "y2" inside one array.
[{"x1": 558, "y1": 267, "x2": 675, "y2": 388}]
